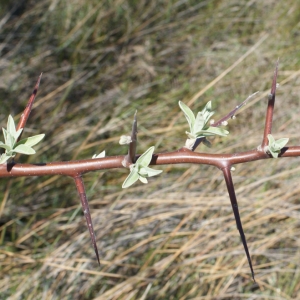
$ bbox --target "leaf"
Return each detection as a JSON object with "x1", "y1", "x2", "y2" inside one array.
[
  {"x1": 196, "y1": 126, "x2": 229, "y2": 137},
  {"x1": 7, "y1": 115, "x2": 16, "y2": 138},
  {"x1": 122, "y1": 169, "x2": 139, "y2": 188},
  {"x1": 267, "y1": 135, "x2": 289, "y2": 158},
  {"x1": 13, "y1": 144, "x2": 36, "y2": 155},
  {"x1": 194, "y1": 112, "x2": 206, "y2": 134},
  {"x1": 0, "y1": 153, "x2": 11, "y2": 164},
  {"x1": 2, "y1": 128, "x2": 7, "y2": 145},
  {"x1": 179, "y1": 101, "x2": 195, "y2": 133},
  {"x1": 274, "y1": 137, "x2": 289, "y2": 149},
  {"x1": 138, "y1": 176, "x2": 148, "y2": 184},
  {"x1": 140, "y1": 166, "x2": 163, "y2": 177},
  {"x1": 14, "y1": 128, "x2": 23, "y2": 141},
  {"x1": 92, "y1": 150, "x2": 105, "y2": 159},
  {"x1": 135, "y1": 146, "x2": 155, "y2": 168},
  {"x1": 16, "y1": 134, "x2": 45, "y2": 147},
  {"x1": 267, "y1": 134, "x2": 275, "y2": 146},
  {"x1": 0, "y1": 142, "x2": 11, "y2": 152},
  {"x1": 3, "y1": 128, "x2": 15, "y2": 148}
]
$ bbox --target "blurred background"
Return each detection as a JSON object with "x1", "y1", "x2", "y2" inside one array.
[{"x1": 0, "y1": 0, "x2": 300, "y2": 299}]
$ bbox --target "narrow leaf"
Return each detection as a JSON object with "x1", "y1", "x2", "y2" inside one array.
[
  {"x1": 0, "y1": 154, "x2": 11, "y2": 164},
  {"x1": 16, "y1": 134, "x2": 45, "y2": 147},
  {"x1": 122, "y1": 169, "x2": 139, "y2": 188},
  {"x1": 0, "y1": 142, "x2": 11, "y2": 152},
  {"x1": 2, "y1": 128, "x2": 7, "y2": 145},
  {"x1": 92, "y1": 150, "x2": 105, "y2": 159},
  {"x1": 179, "y1": 101, "x2": 195, "y2": 133},
  {"x1": 136, "y1": 146, "x2": 155, "y2": 168},
  {"x1": 197, "y1": 126, "x2": 229, "y2": 137},
  {"x1": 138, "y1": 176, "x2": 148, "y2": 184},
  {"x1": 7, "y1": 115, "x2": 16, "y2": 137},
  {"x1": 13, "y1": 144, "x2": 36, "y2": 155},
  {"x1": 274, "y1": 138, "x2": 289, "y2": 149},
  {"x1": 140, "y1": 166, "x2": 163, "y2": 177},
  {"x1": 14, "y1": 128, "x2": 23, "y2": 141}
]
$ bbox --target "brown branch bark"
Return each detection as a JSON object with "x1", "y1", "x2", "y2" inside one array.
[{"x1": 0, "y1": 146, "x2": 299, "y2": 178}]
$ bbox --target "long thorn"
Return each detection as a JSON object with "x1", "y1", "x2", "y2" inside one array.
[
  {"x1": 74, "y1": 176, "x2": 100, "y2": 265},
  {"x1": 213, "y1": 91, "x2": 259, "y2": 127},
  {"x1": 16, "y1": 74, "x2": 42, "y2": 141},
  {"x1": 261, "y1": 60, "x2": 279, "y2": 148},
  {"x1": 222, "y1": 167, "x2": 255, "y2": 282}
]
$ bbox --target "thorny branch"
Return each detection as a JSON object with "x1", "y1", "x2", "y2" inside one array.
[{"x1": 1, "y1": 63, "x2": 299, "y2": 281}]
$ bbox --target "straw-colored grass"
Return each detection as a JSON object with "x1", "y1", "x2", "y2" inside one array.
[{"x1": 0, "y1": 0, "x2": 300, "y2": 299}]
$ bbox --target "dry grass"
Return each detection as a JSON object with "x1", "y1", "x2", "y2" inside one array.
[{"x1": 0, "y1": 0, "x2": 300, "y2": 299}]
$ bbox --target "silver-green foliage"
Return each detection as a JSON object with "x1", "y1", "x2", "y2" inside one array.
[
  {"x1": 178, "y1": 100, "x2": 229, "y2": 144},
  {"x1": 122, "y1": 146, "x2": 162, "y2": 188},
  {"x1": 0, "y1": 115, "x2": 45, "y2": 164},
  {"x1": 267, "y1": 134, "x2": 289, "y2": 158}
]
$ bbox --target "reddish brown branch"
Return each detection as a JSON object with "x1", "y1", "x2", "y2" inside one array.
[
  {"x1": 16, "y1": 74, "x2": 42, "y2": 141},
  {"x1": 74, "y1": 176, "x2": 100, "y2": 265},
  {"x1": 0, "y1": 146, "x2": 299, "y2": 178}
]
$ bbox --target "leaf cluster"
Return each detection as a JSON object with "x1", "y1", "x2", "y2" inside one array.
[
  {"x1": 179, "y1": 101, "x2": 229, "y2": 141},
  {"x1": 267, "y1": 134, "x2": 289, "y2": 158},
  {"x1": 0, "y1": 115, "x2": 45, "y2": 164}
]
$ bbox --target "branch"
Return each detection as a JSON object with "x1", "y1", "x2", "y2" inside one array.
[{"x1": 1, "y1": 146, "x2": 300, "y2": 178}]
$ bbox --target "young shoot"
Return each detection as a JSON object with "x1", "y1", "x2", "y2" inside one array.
[
  {"x1": 122, "y1": 146, "x2": 162, "y2": 188},
  {"x1": 92, "y1": 151, "x2": 105, "y2": 159},
  {"x1": 266, "y1": 134, "x2": 289, "y2": 158},
  {"x1": 0, "y1": 115, "x2": 45, "y2": 164},
  {"x1": 179, "y1": 101, "x2": 229, "y2": 149}
]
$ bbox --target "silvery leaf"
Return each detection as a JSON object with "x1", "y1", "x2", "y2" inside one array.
[
  {"x1": 7, "y1": 115, "x2": 16, "y2": 138},
  {"x1": 196, "y1": 126, "x2": 229, "y2": 137},
  {"x1": 194, "y1": 112, "x2": 206, "y2": 134},
  {"x1": 16, "y1": 134, "x2": 45, "y2": 148},
  {"x1": 0, "y1": 142, "x2": 11, "y2": 152},
  {"x1": 122, "y1": 169, "x2": 139, "y2": 188},
  {"x1": 138, "y1": 176, "x2": 148, "y2": 184},
  {"x1": 0, "y1": 153, "x2": 11, "y2": 164},
  {"x1": 13, "y1": 144, "x2": 36, "y2": 155},
  {"x1": 136, "y1": 146, "x2": 154, "y2": 168},
  {"x1": 140, "y1": 166, "x2": 163, "y2": 177},
  {"x1": 273, "y1": 137, "x2": 289, "y2": 149},
  {"x1": 92, "y1": 150, "x2": 105, "y2": 159},
  {"x1": 14, "y1": 128, "x2": 23, "y2": 141},
  {"x1": 179, "y1": 101, "x2": 195, "y2": 133}
]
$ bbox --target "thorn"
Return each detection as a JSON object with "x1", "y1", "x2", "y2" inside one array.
[
  {"x1": 74, "y1": 176, "x2": 101, "y2": 266},
  {"x1": 222, "y1": 167, "x2": 255, "y2": 281}
]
